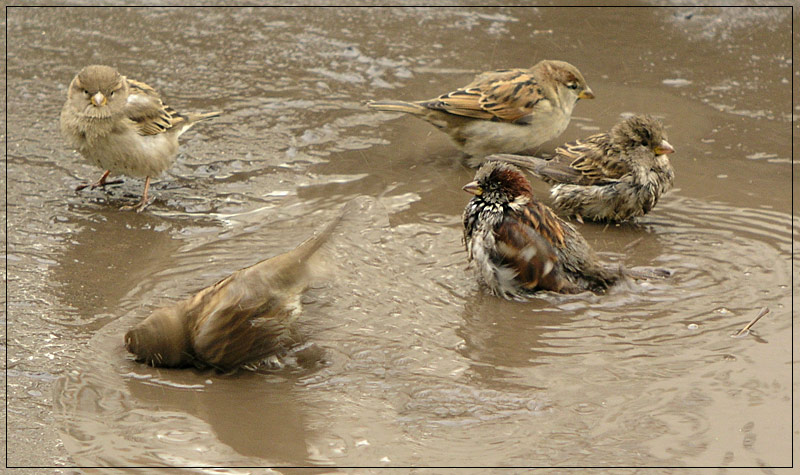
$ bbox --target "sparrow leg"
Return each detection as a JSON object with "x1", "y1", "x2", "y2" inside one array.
[
  {"x1": 75, "y1": 170, "x2": 124, "y2": 191},
  {"x1": 120, "y1": 176, "x2": 153, "y2": 213}
]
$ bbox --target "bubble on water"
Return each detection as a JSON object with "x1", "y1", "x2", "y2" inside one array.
[{"x1": 687, "y1": 323, "x2": 699, "y2": 330}]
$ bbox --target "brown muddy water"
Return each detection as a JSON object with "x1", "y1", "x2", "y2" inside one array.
[{"x1": 4, "y1": 4, "x2": 797, "y2": 471}]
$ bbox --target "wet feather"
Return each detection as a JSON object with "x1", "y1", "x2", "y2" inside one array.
[
  {"x1": 462, "y1": 162, "x2": 638, "y2": 299},
  {"x1": 124, "y1": 197, "x2": 376, "y2": 371},
  {"x1": 487, "y1": 115, "x2": 675, "y2": 221}
]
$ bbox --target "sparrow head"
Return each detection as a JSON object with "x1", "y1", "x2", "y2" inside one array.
[
  {"x1": 463, "y1": 161, "x2": 533, "y2": 206},
  {"x1": 534, "y1": 59, "x2": 594, "y2": 102},
  {"x1": 124, "y1": 305, "x2": 193, "y2": 368},
  {"x1": 68, "y1": 65, "x2": 128, "y2": 118},
  {"x1": 613, "y1": 115, "x2": 675, "y2": 156}
]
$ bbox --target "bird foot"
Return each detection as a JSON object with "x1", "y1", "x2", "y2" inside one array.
[
  {"x1": 120, "y1": 197, "x2": 153, "y2": 213},
  {"x1": 75, "y1": 175, "x2": 123, "y2": 192}
]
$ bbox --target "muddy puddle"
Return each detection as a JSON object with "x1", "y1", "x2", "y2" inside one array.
[{"x1": 5, "y1": 5, "x2": 795, "y2": 471}]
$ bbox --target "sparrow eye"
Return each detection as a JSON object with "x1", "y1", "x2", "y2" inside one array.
[
  {"x1": 109, "y1": 91, "x2": 114, "y2": 97},
  {"x1": 567, "y1": 82, "x2": 578, "y2": 90},
  {"x1": 82, "y1": 89, "x2": 90, "y2": 96}
]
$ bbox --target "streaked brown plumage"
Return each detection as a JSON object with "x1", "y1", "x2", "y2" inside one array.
[
  {"x1": 488, "y1": 115, "x2": 675, "y2": 222},
  {"x1": 462, "y1": 162, "x2": 668, "y2": 299},
  {"x1": 124, "y1": 197, "x2": 376, "y2": 371},
  {"x1": 367, "y1": 60, "x2": 594, "y2": 167},
  {"x1": 60, "y1": 65, "x2": 221, "y2": 212}
]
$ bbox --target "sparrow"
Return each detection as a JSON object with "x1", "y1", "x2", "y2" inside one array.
[
  {"x1": 367, "y1": 59, "x2": 594, "y2": 167},
  {"x1": 60, "y1": 65, "x2": 221, "y2": 212},
  {"x1": 462, "y1": 161, "x2": 628, "y2": 299},
  {"x1": 124, "y1": 197, "x2": 375, "y2": 371},
  {"x1": 488, "y1": 115, "x2": 675, "y2": 222}
]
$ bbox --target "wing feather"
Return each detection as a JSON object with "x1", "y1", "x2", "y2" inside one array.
[
  {"x1": 418, "y1": 69, "x2": 545, "y2": 123},
  {"x1": 535, "y1": 133, "x2": 630, "y2": 185},
  {"x1": 490, "y1": 202, "x2": 574, "y2": 292},
  {"x1": 125, "y1": 79, "x2": 185, "y2": 136}
]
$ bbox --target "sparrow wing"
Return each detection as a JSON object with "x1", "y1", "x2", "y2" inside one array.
[
  {"x1": 125, "y1": 79, "x2": 184, "y2": 136},
  {"x1": 542, "y1": 133, "x2": 630, "y2": 185},
  {"x1": 491, "y1": 202, "x2": 575, "y2": 292},
  {"x1": 187, "y1": 270, "x2": 297, "y2": 371},
  {"x1": 418, "y1": 69, "x2": 545, "y2": 123},
  {"x1": 183, "y1": 197, "x2": 377, "y2": 371}
]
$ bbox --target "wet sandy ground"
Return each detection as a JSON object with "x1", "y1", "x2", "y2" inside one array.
[{"x1": 4, "y1": 4, "x2": 797, "y2": 471}]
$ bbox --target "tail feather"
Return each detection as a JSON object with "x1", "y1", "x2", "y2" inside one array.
[
  {"x1": 126, "y1": 196, "x2": 387, "y2": 371},
  {"x1": 623, "y1": 266, "x2": 673, "y2": 280},
  {"x1": 252, "y1": 195, "x2": 386, "y2": 291},
  {"x1": 580, "y1": 263, "x2": 625, "y2": 293},
  {"x1": 486, "y1": 153, "x2": 550, "y2": 175},
  {"x1": 176, "y1": 110, "x2": 222, "y2": 137},
  {"x1": 188, "y1": 197, "x2": 385, "y2": 369},
  {"x1": 366, "y1": 100, "x2": 427, "y2": 115},
  {"x1": 186, "y1": 110, "x2": 222, "y2": 123}
]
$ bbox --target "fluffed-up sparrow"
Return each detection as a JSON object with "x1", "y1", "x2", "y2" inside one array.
[
  {"x1": 60, "y1": 65, "x2": 221, "y2": 212},
  {"x1": 462, "y1": 162, "x2": 667, "y2": 299},
  {"x1": 124, "y1": 197, "x2": 376, "y2": 371},
  {"x1": 488, "y1": 115, "x2": 675, "y2": 222}
]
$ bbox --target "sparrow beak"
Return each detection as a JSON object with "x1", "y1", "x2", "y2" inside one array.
[
  {"x1": 462, "y1": 181, "x2": 482, "y2": 196},
  {"x1": 91, "y1": 91, "x2": 107, "y2": 107},
  {"x1": 654, "y1": 140, "x2": 675, "y2": 155},
  {"x1": 578, "y1": 88, "x2": 595, "y2": 100}
]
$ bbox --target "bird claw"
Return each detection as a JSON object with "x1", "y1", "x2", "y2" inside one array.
[
  {"x1": 120, "y1": 197, "x2": 153, "y2": 213},
  {"x1": 75, "y1": 178, "x2": 123, "y2": 192}
]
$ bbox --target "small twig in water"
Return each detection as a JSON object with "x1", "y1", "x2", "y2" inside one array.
[
  {"x1": 623, "y1": 237, "x2": 645, "y2": 252},
  {"x1": 734, "y1": 307, "x2": 770, "y2": 337}
]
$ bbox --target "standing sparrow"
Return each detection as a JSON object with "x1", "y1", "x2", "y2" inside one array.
[
  {"x1": 124, "y1": 197, "x2": 374, "y2": 371},
  {"x1": 462, "y1": 161, "x2": 623, "y2": 299},
  {"x1": 488, "y1": 115, "x2": 675, "y2": 222},
  {"x1": 367, "y1": 60, "x2": 594, "y2": 167},
  {"x1": 60, "y1": 65, "x2": 221, "y2": 212}
]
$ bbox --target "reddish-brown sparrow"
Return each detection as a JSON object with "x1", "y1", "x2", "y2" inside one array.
[
  {"x1": 489, "y1": 115, "x2": 675, "y2": 222},
  {"x1": 60, "y1": 65, "x2": 221, "y2": 212},
  {"x1": 462, "y1": 161, "x2": 640, "y2": 299},
  {"x1": 367, "y1": 60, "x2": 594, "y2": 167},
  {"x1": 124, "y1": 197, "x2": 375, "y2": 371}
]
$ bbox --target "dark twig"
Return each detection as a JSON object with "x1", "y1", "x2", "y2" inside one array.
[{"x1": 734, "y1": 307, "x2": 770, "y2": 337}]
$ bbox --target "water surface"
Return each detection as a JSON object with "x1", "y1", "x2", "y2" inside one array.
[{"x1": 5, "y1": 5, "x2": 795, "y2": 470}]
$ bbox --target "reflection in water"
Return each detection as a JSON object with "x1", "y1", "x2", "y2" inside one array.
[
  {"x1": 124, "y1": 370, "x2": 312, "y2": 463},
  {"x1": 54, "y1": 190, "x2": 793, "y2": 466},
  {"x1": 49, "y1": 209, "x2": 183, "y2": 330},
  {"x1": 54, "y1": 317, "x2": 325, "y2": 467},
  {"x1": 6, "y1": 5, "x2": 792, "y2": 470},
  {"x1": 458, "y1": 294, "x2": 557, "y2": 380}
]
